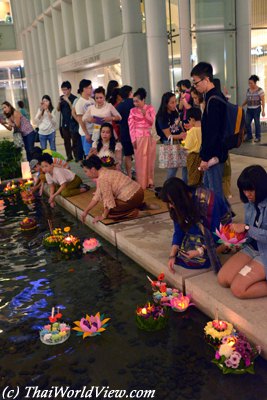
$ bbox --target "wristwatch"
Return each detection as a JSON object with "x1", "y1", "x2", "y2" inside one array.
[{"x1": 244, "y1": 225, "x2": 250, "y2": 232}]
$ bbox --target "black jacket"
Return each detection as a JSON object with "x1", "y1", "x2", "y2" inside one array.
[{"x1": 200, "y1": 88, "x2": 228, "y2": 163}]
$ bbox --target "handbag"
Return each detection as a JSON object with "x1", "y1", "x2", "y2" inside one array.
[
  {"x1": 13, "y1": 131, "x2": 24, "y2": 148},
  {"x1": 158, "y1": 136, "x2": 187, "y2": 169}
]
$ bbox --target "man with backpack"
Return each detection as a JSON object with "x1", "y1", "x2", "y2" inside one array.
[{"x1": 190, "y1": 62, "x2": 228, "y2": 201}]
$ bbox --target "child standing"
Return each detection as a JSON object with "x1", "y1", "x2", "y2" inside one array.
[{"x1": 183, "y1": 107, "x2": 203, "y2": 186}]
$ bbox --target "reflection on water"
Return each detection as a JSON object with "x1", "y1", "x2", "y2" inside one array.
[{"x1": 0, "y1": 196, "x2": 267, "y2": 400}]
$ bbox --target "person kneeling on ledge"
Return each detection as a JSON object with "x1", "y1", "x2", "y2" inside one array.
[
  {"x1": 40, "y1": 154, "x2": 89, "y2": 207},
  {"x1": 81, "y1": 155, "x2": 144, "y2": 223},
  {"x1": 218, "y1": 165, "x2": 267, "y2": 299}
]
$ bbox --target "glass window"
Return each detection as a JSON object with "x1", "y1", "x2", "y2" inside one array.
[
  {"x1": 251, "y1": 1, "x2": 267, "y2": 101},
  {"x1": 166, "y1": 0, "x2": 181, "y2": 91},
  {"x1": 190, "y1": 0, "x2": 235, "y2": 31},
  {"x1": 0, "y1": 0, "x2": 13, "y2": 24},
  {"x1": 192, "y1": 31, "x2": 237, "y2": 103}
]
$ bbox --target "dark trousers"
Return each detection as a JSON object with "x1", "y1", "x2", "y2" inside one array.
[
  {"x1": 61, "y1": 127, "x2": 83, "y2": 160},
  {"x1": 23, "y1": 131, "x2": 35, "y2": 161},
  {"x1": 245, "y1": 107, "x2": 261, "y2": 139},
  {"x1": 61, "y1": 127, "x2": 73, "y2": 159}
]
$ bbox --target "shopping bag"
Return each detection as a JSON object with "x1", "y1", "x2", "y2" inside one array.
[{"x1": 158, "y1": 136, "x2": 187, "y2": 168}]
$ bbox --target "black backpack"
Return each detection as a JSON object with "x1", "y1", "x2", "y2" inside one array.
[{"x1": 207, "y1": 96, "x2": 245, "y2": 150}]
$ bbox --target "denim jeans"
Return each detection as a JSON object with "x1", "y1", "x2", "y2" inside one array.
[
  {"x1": 166, "y1": 166, "x2": 188, "y2": 183},
  {"x1": 80, "y1": 135, "x2": 92, "y2": 157},
  {"x1": 22, "y1": 131, "x2": 36, "y2": 161},
  {"x1": 245, "y1": 107, "x2": 261, "y2": 139},
  {"x1": 203, "y1": 163, "x2": 224, "y2": 199},
  {"x1": 39, "y1": 131, "x2": 56, "y2": 151}
]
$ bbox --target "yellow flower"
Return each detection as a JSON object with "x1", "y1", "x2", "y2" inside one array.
[
  {"x1": 204, "y1": 321, "x2": 233, "y2": 340},
  {"x1": 64, "y1": 227, "x2": 71, "y2": 233}
]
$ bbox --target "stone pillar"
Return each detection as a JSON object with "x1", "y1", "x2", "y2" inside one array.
[
  {"x1": 101, "y1": 0, "x2": 122, "y2": 40},
  {"x1": 26, "y1": 31, "x2": 42, "y2": 109},
  {"x1": 44, "y1": 14, "x2": 60, "y2": 104},
  {"x1": 51, "y1": 7, "x2": 65, "y2": 58},
  {"x1": 72, "y1": 0, "x2": 89, "y2": 51},
  {"x1": 21, "y1": 34, "x2": 36, "y2": 117},
  {"x1": 61, "y1": 0, "x2": 76, "y2": 55},
  {"x1": 86, "y1": 0, "x2": 105, "y2": 45},
  {"x1": 33, "y1": 0, "x2": 42, "y2": 17},
  {"x1": 236, "y1": 0, "x2": 251, "y2": 104},
  {"x1": 121, "y1": 0, "x2": 142, "y2": 33},
  {"x1": 178, "y1": 0, "x2": 192, "y2": 79},
  {"x1": 120, "y1": 0, "x2": 149, "y2": 92},
  {"x1": 37, "y1": 21, "x2": 53, "y2": 98},
  {"x1": 144, "y1": 0, "x2": 170, "y2": 110}
]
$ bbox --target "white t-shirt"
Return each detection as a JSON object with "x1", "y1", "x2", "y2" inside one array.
[
  {"x1": 34, "y1": 109, "x2": 57, "y2": 135},
  {"x1": 83, "y1": 102, "x2": 121, "y2": 142},
  {"x1": 75, "y1": 97, "x2": 95, "y2": 136},
  {"x1": 45, "y1": 167, "x2": 75, "y2": 185}
]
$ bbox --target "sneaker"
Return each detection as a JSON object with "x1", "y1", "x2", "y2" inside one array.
[
  {"x1": 254, "y1": 138, "x2": 261, "y2": 143},
  {"x1": 66, "y1": 157, "x2": 74, "y2": 162},
  {"x1": 244, "y1": 137, "x2": 252, "y2": 143}
]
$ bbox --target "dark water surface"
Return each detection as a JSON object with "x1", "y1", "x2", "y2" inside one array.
[{"x1": 0, "y1": 195, "x2": 267, "y2": 400}]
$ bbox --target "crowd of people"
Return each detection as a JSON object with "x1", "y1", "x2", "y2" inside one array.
[{"x1": 1, "y1": 61, "x2": 267, "y2": 300}]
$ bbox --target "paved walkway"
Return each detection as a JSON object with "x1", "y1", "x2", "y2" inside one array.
[{"x1": 1, "y1": 130, "x2": 267, "y2": 358}]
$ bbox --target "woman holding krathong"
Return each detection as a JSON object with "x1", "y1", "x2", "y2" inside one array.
[
  {"x1": 161, "y1": 177, "x2": 231, "y2": 272},
  {"x1": 218, "y1": 165, "x2": 267, "y2": 299}
]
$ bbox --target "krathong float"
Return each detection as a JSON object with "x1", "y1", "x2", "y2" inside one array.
[
  {"x1": 72, "y1": 312, "x2": 110, "y2": 339},
  {"x1": 215, "y1": 224, "x2": 247, "y2": 248},
  {"x1": 136, "y1": 302, "x2": 168, "y2": 331},
  {"x1": 212, "y1": 333, "x2": 261, "y2": 374},
  {"x1": 83, "y1": 238, "x2": 101, "y2": 253},
  {"x1": 40, "y1": 307, "x2": 71, "y2": 345}
]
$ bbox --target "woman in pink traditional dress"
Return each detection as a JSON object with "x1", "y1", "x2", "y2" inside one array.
[{"x1": 128, "y1": 88, "x2": 156, "y2": 190}]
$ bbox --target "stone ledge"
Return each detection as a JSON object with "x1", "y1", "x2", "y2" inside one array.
[{"x1": 185, "y1": 271, "x2": 267, "y2": 359}]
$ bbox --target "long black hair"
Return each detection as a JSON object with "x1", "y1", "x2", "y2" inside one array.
[
  {"x1": 97, "y1": 123, "x2": 116, "y2": 153},
  {"x1": 160, "y1": 177, "x2": 200, "y2": 232},
  {"x1": 2, "y1": 101, "x2": 15, "y2": 118},
  {"x1": 156, "y1": 92, "x2": 177, "y2": 120},
  {"x1": 41, "y1": 95, "x2": 54, "y2": 114},
  {"x1": 237, "y1": 165, "x2": 267, "y2": 205}
]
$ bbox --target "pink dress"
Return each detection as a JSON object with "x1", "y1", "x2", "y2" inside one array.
[{"x1": 128, "y1": 104, "x2": 156, "y2": 189}]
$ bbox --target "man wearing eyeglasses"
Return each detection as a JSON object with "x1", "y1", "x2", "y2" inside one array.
[{"x1": 190, "y1": 62, "x2": 228, "y2": 201}]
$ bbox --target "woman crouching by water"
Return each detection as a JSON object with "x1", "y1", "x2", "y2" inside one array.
[
  {"x1": 218, "y1": 165, "x2": 267, "y2": 299},
  {"x1": 161, "y1": 177, "x2": 231, "y2": 273},
  {"x1": 81, "y1": 155, "x2": 144, "y2": 223}
]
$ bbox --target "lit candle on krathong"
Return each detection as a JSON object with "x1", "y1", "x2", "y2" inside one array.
[
  {"x1": 141, "y1": 307, "x2": 147, "y2": 315},
  {"x1": 21, "y1": 161, "x2": 32, "y2": 180},
  {"x1": 212, "y1": 320, "x2": 228, "y2": 331},
  {"x1": 226, "y1": 336, "x2": 237, "y2": 347},
  {"x1": 170, "y1": 294, "x2": 194, "y2": 312}
]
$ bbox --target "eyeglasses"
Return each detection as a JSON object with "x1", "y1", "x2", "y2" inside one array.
[{"x1": 192, "y1": 78, "x2": 204, "y2": 87}]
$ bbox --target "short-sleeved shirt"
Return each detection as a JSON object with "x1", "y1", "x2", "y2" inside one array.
[
  {"x1": 156, "y1": 110, "x2": 182, "y2": 142},
  {"x1": 183, "y1": 126, "x2": 201, "y2": 153},
  {"x1": 45, "y1": 167, "x2": 75, "y2": 185},
  {"x1": 75, "y1": 97, "x2": 95, "y2": 136},
  {"x1": 246, "y1": 88, "x2": 264, "y2": 109}
]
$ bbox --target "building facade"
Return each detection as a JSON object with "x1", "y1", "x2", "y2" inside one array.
[{"x1": 3, "y1": 0, "x2": 267, "y2": 117}]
